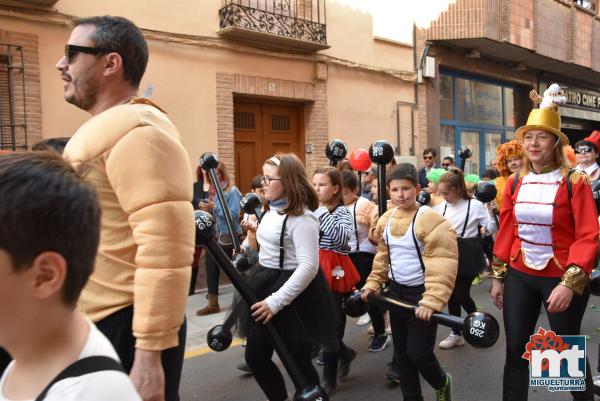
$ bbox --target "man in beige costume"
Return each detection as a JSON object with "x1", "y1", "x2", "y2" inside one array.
[{"x1": 57, "y1": 16, "x2": 194, "y2": 401}]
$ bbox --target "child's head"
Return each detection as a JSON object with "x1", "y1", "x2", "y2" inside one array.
[
  {"x1": 263, "y1": 154, "x2": 318, "y2": 215},
  {"x1": 31, "y1": 137, "x2": 70, "y2": 155},
  {"x1": 386, "y1": 164, "x2": 420, "y2": 209},
  {"x1": 313, "y1": 166, "x2": 343, "y2": 209},
  {"x1": 370, "y1": 177, "x2": 379, "y2": 201},
  {"x1": 464, "y1": 174, "x2": 480, "y2": 197},
  {"x1": 0, "y1": 152, "x2": 100, "y2": 344},
  {"x1": 482, "y1": 168, "x2": 498, "y2": 181},
  {"x1": 438, "y1": 169, "x2": 470, "y2": 203},
  {"x1": 250, "y1": 175, "x2": 264, "y2": 200},
  {"x1": 426, "y1": 167, "x2": 446, "y2": 193},
  {"x1": 340, "y1": 170, "x2": 359, "y2": 205}
]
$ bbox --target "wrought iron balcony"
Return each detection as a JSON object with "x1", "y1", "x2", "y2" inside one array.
[{"x1": 218, "y1": 0, "x2": 329, "y2": 53}]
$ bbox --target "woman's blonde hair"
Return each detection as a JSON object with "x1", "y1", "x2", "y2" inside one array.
[
  {"x1": 313, "y1": 166, "x2": 343, "y2": 211},
  {"x1": 264, "y1": 153, "x2": 318, "y2": 215}
]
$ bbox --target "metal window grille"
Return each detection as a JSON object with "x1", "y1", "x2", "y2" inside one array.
[{"x1": 0, "y1": 43, "x2": 28, "y2": 150}]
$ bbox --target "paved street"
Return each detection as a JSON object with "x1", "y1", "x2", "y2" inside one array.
[{"x1": 181, "y1": 279, "x2": 600, "y2": 401}]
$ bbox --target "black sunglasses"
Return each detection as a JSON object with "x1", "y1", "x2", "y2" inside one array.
[
  {"x1": 64, "y1": 44, "x2": 113, "y2": 64},
  {"x1": 575, "y1": 145, "x2": 594, "y2": 155}
]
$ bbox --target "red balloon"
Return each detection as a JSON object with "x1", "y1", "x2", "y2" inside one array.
[{"x1": 349, "y1": 148, "x2": 371, "y2": 171}]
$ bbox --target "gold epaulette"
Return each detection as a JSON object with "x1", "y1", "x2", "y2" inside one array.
[{"x1": 567, "y1": 169, "x2": 590, "y2": 185}]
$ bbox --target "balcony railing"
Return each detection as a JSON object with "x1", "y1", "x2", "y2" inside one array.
[{"x1": 218, "y1": 0, "x2": 329, "y2": 52}]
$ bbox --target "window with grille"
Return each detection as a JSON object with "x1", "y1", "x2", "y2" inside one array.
[
  {"x1": 234, "y1": 111, "x2": 255, "y2": 129},
  {"x1": 272, "y1": 115, "x2": 290, "y2": 131},
  {"x1": 0, "y1": 44, "x2": 28, "y2": 150}
]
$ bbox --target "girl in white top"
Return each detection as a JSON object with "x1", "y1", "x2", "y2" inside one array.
[
  {"x1": 434, "y1": 168, "x2": 497, "y2": 350},
  {"x1": 245, "y1": 154, "x2": 321, "y2": 401}
]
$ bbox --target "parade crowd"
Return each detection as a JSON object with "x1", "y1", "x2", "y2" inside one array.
[{"x1": 0, "y1": 14, "x2": 600, "y2": 401}]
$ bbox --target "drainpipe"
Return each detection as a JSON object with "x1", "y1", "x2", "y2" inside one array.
[
  {"x1": 412, "y1": 23, "x2": 432, "y2": 156},
  {"x1": 396, "y1": 100, "x2": 416, "y2": 156}
]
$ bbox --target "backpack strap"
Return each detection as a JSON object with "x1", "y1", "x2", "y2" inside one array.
[
  {"x1": 35, "y1": 356, "x2": 124, "y2": 401},
  {"x1": 511, "y1": 172, "x2": 520, "y2": 195}
]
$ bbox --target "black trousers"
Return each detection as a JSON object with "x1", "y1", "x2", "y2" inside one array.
[
  {"x1": 205, "y1": 245, "x2": 233, "y2": 295},
  {"x1": 350, "y1": 251, "x2": 386, "y2": 335},
  {"x1": 95, "y1": 306, "x2": 187, "y2": 401},
  {"x1": 503, "y1": 268, "x2": 593, "y2": 401},
  {"x1": 447, "y1": 275, "x2": 477, "y2": 335},
  {"x1": 245, "y1": 319, "x2": 319, "y2": 401},
  {"x1": 0, "y1": 347, "x2": 11, "y2": 377},
  {"x1": 387, "y1": 281, "x2": 446, "y2": 401}
]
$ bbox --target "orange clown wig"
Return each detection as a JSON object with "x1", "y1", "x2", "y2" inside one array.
[{"x1": 496, "y1": 140, "x2": 525, "y2": 177}]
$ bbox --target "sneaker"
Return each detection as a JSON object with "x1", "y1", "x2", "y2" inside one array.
[
  {"x1": 338, "y1": 347, "x2": 357, "y2": 379},
  {"x1": 356, "y1": 313, "x2": 371, "y2": 326},
  {"x1": 472, "y1": 276, "x2": 481, "y2": 285},
  {"x1": 593, "y1": 373, "x2": 600, "y2": 395},
  {"x1": 435, "y1": 373, "x2": 453, "y2": 401},
  {"x1": 368, "y1": 334, "x2": 390, "y2": 352},
  {"x1": 385, "y1": 361, "x2": 400, "y2": 384},
  {"x1": 438, "y1": 333, "x2": 465, "y2": 349}
]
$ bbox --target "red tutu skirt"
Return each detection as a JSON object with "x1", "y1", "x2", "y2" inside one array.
[{"x1": 319, "y1": 249, "x2": 361, "y2": 293}]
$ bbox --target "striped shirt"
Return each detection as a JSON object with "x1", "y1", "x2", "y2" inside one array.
[{"x1": 314, "y1": 204, "x2": 353, "y2": 255}]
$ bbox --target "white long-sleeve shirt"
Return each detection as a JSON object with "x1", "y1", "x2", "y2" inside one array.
[
  {"x1": 256, "y1": 206, "x2": 320, "y2": 314},
  {"x1": 434, "y1": 198, "x2": 496, "y2": 238}
]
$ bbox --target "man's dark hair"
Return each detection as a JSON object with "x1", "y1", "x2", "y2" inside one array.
[
  {"x1": 483, "y1": 169, "x2": 498, "y2": 180},
  {"x1": 443, "y1": 156, "x2": 454, "y2": 164},
  {"x1": 75, "y1": 16, "x2": 148, "y2": 88},
  {"x1": 387, "y1": 163, "x2": 418, "y2": 187},
  {"x1": 574, "y1": 140, "x2": 598, "y2": 154},
  {"x1": 250, "y1": 175, "x2": 263, "y2": 190},
  {"x1": 341, "y1": 170, "x2": 359, "y2": 191},
  {"x1": 31, "y1": 137, "x2": 70, "y2": 155},
  {"x1": 0, "y1": 152, "x2": 101, "y2": 306},
  {"x1": 423, "y1": 147, "x2": 437, "y2": 158}
]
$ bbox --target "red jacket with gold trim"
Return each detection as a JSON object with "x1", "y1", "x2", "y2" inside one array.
[{"x1": 493, "y1": 171, "x2": 599, "y2": 277}]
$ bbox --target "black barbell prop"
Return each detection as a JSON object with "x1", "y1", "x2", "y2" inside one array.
[
  {"x1": 458, "y1": 147, "x2": 472, "y2": 172},
  {"x1": 325, "y1": 139, "x2": 347, "y2": 167},
  {"x1": 240, "y1": 192, "x2": 263, "y2": 222},
  {"x1": 473, "y1": 181, "x2": 499, "y2": 229},
  {"x1": 369, "y1": 140, "x2": 395, "y2": 217},
  {"x1": 345, "y1": 290, "x2": 499, "y2": 348},
  {"x1": 194, "y1": 210, "x2": 328, "y2": 401},
  {"x1": 200, "y1": 152, "x2": 241, "y2": 254}
]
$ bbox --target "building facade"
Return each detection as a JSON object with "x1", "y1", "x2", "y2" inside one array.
[
  {"x1": 0, "y1": 0, "x2": 418, "y2": 192},
  {"x1": 416, "y1": 0, "x2": 600, "y2": 174}
]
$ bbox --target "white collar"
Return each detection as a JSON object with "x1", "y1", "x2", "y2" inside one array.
[{"x1": 576, "y1": 163, "x2": 599, "y2": 177}]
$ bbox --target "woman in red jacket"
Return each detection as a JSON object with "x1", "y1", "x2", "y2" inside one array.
[{"x1": 491, "y1": 91, "x2": 599, "y2": 401}]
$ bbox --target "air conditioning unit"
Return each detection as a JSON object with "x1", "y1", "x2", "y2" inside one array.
[{"x1": 423, "y1": 56, "x2": 436, "y2": 78}]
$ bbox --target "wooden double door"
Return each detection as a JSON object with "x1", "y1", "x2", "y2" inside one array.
[{"x1": 234, "y1": 100, "x2": 304, "y2": 194}]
